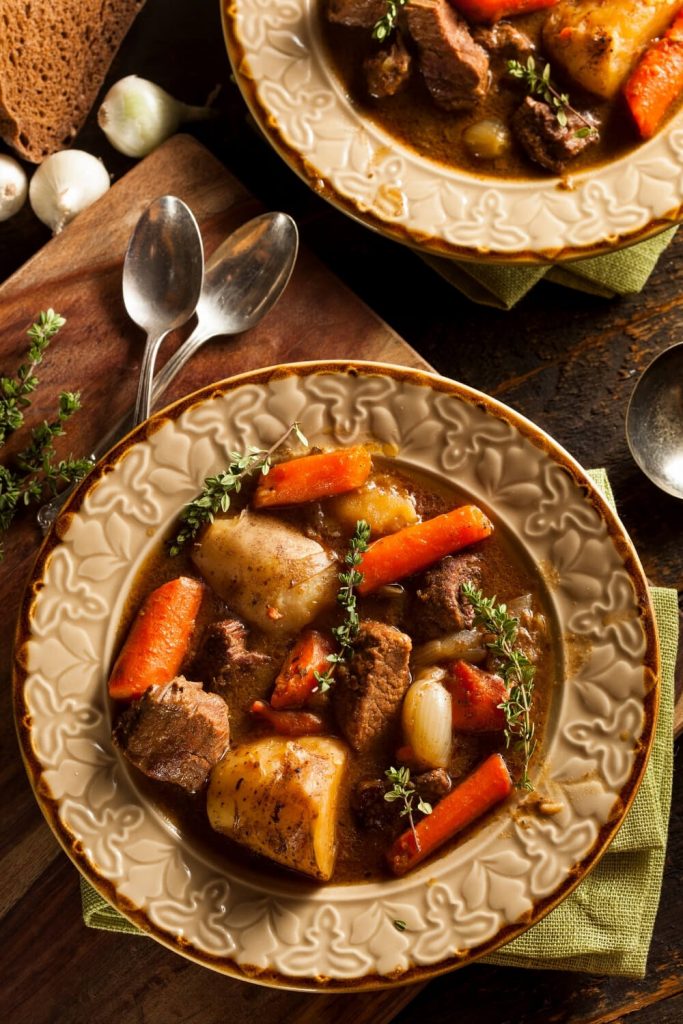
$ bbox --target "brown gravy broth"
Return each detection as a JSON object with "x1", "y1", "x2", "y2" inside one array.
[
  {"x1": 112, "y1": 460, "x2": 556, "y2": 885},
  {"x1": 320, "y1": 9, "x2": 641, "y2": 179}
]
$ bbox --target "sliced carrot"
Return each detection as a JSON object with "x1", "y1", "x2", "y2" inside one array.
[
  {"x1": 252, "y1": 446, "x2": 372, "y2": 508},
  {"x1": 250, "y1": 700, "x2": 325, "y2": 736},
  {"x1": 625, "y1": 12, "x2": 683, "y2": 139},
  {"x1": 449, "y1": 0, "x2": 558, "y2": 23},
  {"x1": 446, "y1": 660, "x2": 508, "y2": 732},
  {"x1": 357, "y1": 505, "x2": 493, "y2": 595},
  {"x1": 108, "y1": 577, "x2": 204, "y2": 701},
  {"x1": 270, "y1": 629, "x2": 336, "y2": 708},
  {"x1": 387, "y1": 753, "x2": 513, "y2": 876}
]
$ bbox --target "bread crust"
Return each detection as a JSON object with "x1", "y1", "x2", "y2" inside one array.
[{"x1": 0, "y1": 0, "x2": 147, "y2": 162}]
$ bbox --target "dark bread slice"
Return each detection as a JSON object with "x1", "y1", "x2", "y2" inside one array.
[{"x1": 0, "y1": 0, "x2": 146, "y2": 162}]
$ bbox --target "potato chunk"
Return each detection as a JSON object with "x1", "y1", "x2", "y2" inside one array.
[
  {"x1": 191, "y1": 511, "x2": 338, "y2": 635},
  {"x1": 326, "y1": 476, "x2": 418, "y2": 536},
  {"x1": 207, "y1": 736, "x2": 348, "y2": 880},
  {"x1": 544, "y1": 0, "x2": 683, "y2": 99}
]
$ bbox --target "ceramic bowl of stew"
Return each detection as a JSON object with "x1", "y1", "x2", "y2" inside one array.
[
  {"x1": 221, "y1": 0, "x2": 683, "y2": 261},
  {"x1": 14, "y1": 362, "x2": 658, "y2": 988}
]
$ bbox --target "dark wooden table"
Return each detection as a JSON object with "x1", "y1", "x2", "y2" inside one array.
[{"x1": 1, "y1": 2, "x2": 681, "y2": 1023}]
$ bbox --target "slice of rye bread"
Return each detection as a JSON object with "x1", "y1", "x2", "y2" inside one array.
[{"x1": 0, "y1": 0, "x2": 146, "y2": 162}]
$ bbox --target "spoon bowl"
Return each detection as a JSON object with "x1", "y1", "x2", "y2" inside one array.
[
  {"x1": 626, "y1": 342, "x2": 683, "y2": 499},
  {"x1": 123, "y1": 195, "x2": 204, "y2": 424},
  {"x1": 149, "y1": 211, "x2": 298, "y2": 405}
]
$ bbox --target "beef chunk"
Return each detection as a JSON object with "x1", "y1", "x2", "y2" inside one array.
[
  {"x1": 512, "y1": 96, "x2": 599, "y2": 173},
  {"x1": 405, "y1": 0, "x2": 489, "y2": 112},
  {"x1": 113, "y1": 678, "x2": 230, "y2": 793},
  {"x1": 192, "y1": 618, "x2": 270, "y2": 695},
  {"x1": 473, "y1": 21, "x2": 534, "y2": 63},
  {"x1": 352, "y1": 769, "x2": 451, "y2": 830},
  {"x1": 414, "y1": 554, "x2": 481, "y2": 640},
  {"x1": 327, "y1": 0, "x2": 386, "y2": 29},
  {"x1": 414, "y1": 767, "x2": 452, "y2": 805},
  {"x1": 365, "y1": 33, "x2": 413, "y2": 99},
  {"x1": 333, "y1": 620, "x2": 412, "y2": 751}
]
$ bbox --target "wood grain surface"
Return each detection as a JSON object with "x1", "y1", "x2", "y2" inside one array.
[{"x1": 1, "y1": 1, "x2": 682, "y2": 1022}]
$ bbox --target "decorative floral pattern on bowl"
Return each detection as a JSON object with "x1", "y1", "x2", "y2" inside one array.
[
  {"x1": 14, "y1": 362, "x2": 658, "y2": 989},
  {"x1": 221, "y1": 0, "x2": 683, "y2": 261}
]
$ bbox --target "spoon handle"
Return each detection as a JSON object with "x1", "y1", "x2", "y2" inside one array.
[
  {"x1": 150, "y1": 323, "x2": 208, "y2": 404},
  {"x1": 36, "y1": 325, "x2": 211, "y2": 533},
  {"x1": 133, "y1": 329, "x2": 169, "y2": 426}
]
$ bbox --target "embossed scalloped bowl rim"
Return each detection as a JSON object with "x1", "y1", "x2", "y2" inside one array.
[
  {"x1": 14, "y1": 361, "x2": 658, "y2": 990},
  {"x1": 221, "y1": 0, "x2": 683, "y2": 263}
]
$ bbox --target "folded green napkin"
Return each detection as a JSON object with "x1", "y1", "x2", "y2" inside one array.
[
  {"x1": 79, "y1": 471, "x2": 677, "y2": 977},
  {"x1": 422, "y1": 227, "x2": 678, "y2": 309}
]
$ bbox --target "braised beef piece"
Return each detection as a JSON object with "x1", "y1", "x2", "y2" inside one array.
[
  {"x1": 113, "y1": 678, "x2": 230, "y2": 793},
  {"x1": 405, "y1": 0, "x2": 489, "y2": 112},
  {"x1": 333, "y1": 620, "x2": 412, "y2": 751},
  {"x1": 512, "y1": 96, "x2": 599, "y2": 173},
  {"x1": 191, "y1": 618, "x2": 270, "y2": 696},
  {"x1": 353, "y1": 769, "x2": 452, "y2": 830},
  {"x1": 472, "y1": 21, "x2": 534, "y2": 63},
  {"x1": 327, "y1": 0, "x2": 386, "y2": 29},
  {"x1": 365, "y1": 32, "x2": 413, "y2": 99},
  {"x1": 413, "y1": 553, "x2": 481, "y2": 640}
]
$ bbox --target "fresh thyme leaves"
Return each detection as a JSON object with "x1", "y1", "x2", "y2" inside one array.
[
  {"x1": 384, "y1": 765, "x2": 432, "y2": 851},
  {"x1": 507, "y1": 56, "x2": 598, "y2": 139},
  {"x1": 314, "y1": 519, "x2": 371, "y2": 693},
  {"x1": 461, "y1": 581, "x2": 536, "y2": 790},
  {"x1": 0, "y1": 312, "x2": 92, "y2": 559},
  {"x1": 168, "y1": 422, "x2": 309, "y2": 556},
  {"x1": 0, "y1": 309, "x2": 66, "y2": 445},
  {"x1": 372, "y1": 0, "x2": 409, "y2": 42}
]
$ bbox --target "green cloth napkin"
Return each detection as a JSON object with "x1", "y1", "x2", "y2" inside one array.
[
  {"x1": 422, "y1": 227, "x2": 678, "y2": 309},
  {"x1": 79, "y1": 470, "x2": 677, "y2": 977}
]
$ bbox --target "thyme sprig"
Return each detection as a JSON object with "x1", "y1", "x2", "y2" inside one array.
[
  {"x1": 372, "y1": 0, "x2": 409, "y2": 42},
  {"x1": 168, "y1": 421, "x2": 309, "y2": 555},
  {"x1": 461, "y1": 581, "x2": 536, "y2": 791},
  {"x1": 507, "y1": 57, "x2": 598, "y2": 140},
  {"x1": 314, "y1": 519, "x2": 371, "y2": 693},
  {"x1": 384, "y1": 765, "x2": 432, "y2": 851},
  {"x1": 0, "y1": 309, "x2": 66, "y2": 444},
  {"x1": 0, "y1": 312, "x2": 92, "y2": 559}
]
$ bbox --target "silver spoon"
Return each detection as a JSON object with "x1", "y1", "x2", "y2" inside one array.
[
  {"x1": 125, "y1": 195, "x2": 204, "y2": 425},
  {"x1": 626, "y1": 342, "x2": 683, "y2": 498},
  {"x1": 149, "y1": 211, "x2": 298, "y2": 407},
  {"x1": 37, "y1": 211, "x2": 298, "y2": 532}
]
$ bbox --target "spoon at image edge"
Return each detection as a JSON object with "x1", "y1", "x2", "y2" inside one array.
[
  {"x1": 36, "y1": 211, "x2": 299, "y2": 533},
  {"x1": 626, "y1": 341, "x2": 683, "y2": 499},
  {"x1": 124, "y1": 194, "x2": 204, "y2": 426}
]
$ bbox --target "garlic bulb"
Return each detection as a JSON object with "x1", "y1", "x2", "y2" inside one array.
[
  {"x1": 402, "y1": 669, "x2": 452, "y2": 769},
  {"x1": 0, "y1": 154, "x2": 28, "y2": 221},
  {"x1": 29, "y1": 151, "x2": 110, "y2": 234},
  {"x1": 98, "y1": 76, "x2": 214, "y2": 158}
]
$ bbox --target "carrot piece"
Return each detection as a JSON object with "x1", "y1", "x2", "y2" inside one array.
[
  {"x1": 252, "y1": 446, "x2": 372, "y2": 508},
  {"x1": 449, "y1": 0, "x2": 558, "y2": 23},
  {"x1": 270, "y1": 629, "x2": 336, "y2": 708},
  {"x1": 108, "y1": 577, "x2": 204, "y2": 701},
  {"x1": 357, "y1": 505, "x2": 493, "y2": 595},
  {"x1": 386, "y1": 753, "x2": 513, "y2": 876},
  {"x1": 625, "y1": 12, "x2": 683, "y2": 139},
  {"x1": 250, "y1": 700, "x2": 325, "y2": 736},
  {"x1": 446, "y1": 660, "x2": 508, "y2": 732}
]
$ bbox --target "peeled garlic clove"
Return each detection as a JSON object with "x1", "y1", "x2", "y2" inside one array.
[
  {"x1": 402, "y1": 670, "x2": 452, "y2": 769},
  {"x1": 98, "y1": 75, "x2": 214, "y2": 158},
  {"x1": 29, "y1": 150, "x2": 110, "y2": 234},
  {"x1": 0, "y1": 154, "x2": 28, "y2": 221}
]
